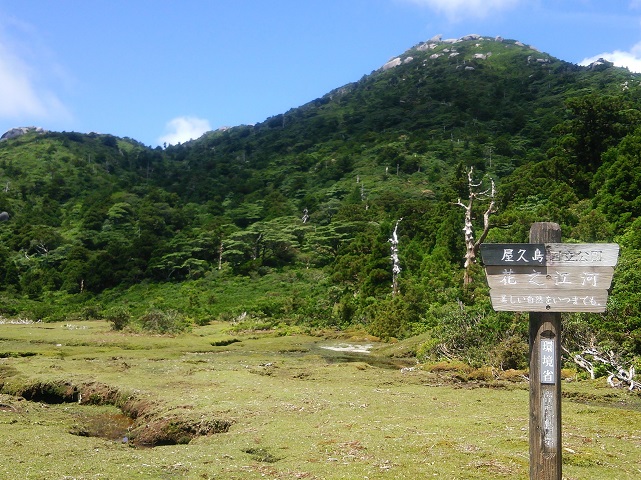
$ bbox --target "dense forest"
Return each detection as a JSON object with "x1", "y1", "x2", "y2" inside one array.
[{"x1": 1, "y1": 35, "x2": 640, "y2": 375}]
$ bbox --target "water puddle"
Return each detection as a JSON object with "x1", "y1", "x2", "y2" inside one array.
[
  {"x1": 319, "y1": 343, "x2": 375, "y2": 354},
  {"x1": 313, "y1": 342, "x2": 415, "y2": 370},
  {"x1": 67, "y1": 405, "x2": 134, "y2": 443}
]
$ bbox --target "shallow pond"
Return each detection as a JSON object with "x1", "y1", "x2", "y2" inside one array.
[
  {"x1": 312, "y1": 341, "x2": 416, "y2": 370},
  {"x1": 66, "y1": 404, "x2": 134, "y2": 443}
]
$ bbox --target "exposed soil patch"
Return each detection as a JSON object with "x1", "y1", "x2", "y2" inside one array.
[
  {"x1": 1, "y1": 379, "x2": 234, "y2": 447},
  {"x1": 210, "y1": 338, "x2": 242, "y2": 347},
  {"x1": 16, "y1": 380, "x2": 79, "y2": 404},
  {"x1": 132, "y1": 416, "x2": 233, "y2": 447},
  {"x1": 0, "y1": 393, "x2": 26, "y2": 412},
  {"x1": 243, "y1": 447, "x2": 282, "y2": 463}
]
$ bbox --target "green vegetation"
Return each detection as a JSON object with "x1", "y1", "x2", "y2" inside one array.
[
  {"x1": 1, "y1": 320, "x2": 640, "y2": 479},
  {"x1": 0, "y1": 36, "x2": 640, "y2": 375}
]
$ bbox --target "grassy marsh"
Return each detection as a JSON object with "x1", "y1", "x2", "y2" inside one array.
[{"x1": 0, "y1": 320, "x2": 640, "y2": 479}]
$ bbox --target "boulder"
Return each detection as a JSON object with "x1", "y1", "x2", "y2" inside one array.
[
  {"x1": 0, "y1": 126, "x2": 46, "y2": 141},
  {"x1": 382, "y1": 57, "x2": 402, "y2": 71}
]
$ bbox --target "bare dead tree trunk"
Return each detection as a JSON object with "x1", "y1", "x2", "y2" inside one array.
[
  {"x1": 389, "y1": 219, "x2": 402, "y2": 296},
  {"x1": 455, "y1": 167, "x2": 496, "y2": 285}
]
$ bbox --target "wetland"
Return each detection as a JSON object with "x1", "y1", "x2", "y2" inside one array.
[{"x1": 1, "y1": 320, "x2": 640, "y2": 479}]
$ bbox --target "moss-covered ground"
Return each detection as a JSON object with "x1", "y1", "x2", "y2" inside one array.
[{"x1": 0, "y1": 320, "x2": 640, "y2": 479}]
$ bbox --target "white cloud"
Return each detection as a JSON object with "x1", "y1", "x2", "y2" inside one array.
[
  {"x1": 579, "y1": 41, "x2": 641, "y2": 73},
  {"x1": 0, "y1": 38, "x2": 71, "y2": 123},
  {"x1": 158, "y1": 116, "x2": 211, "y2": 146},
  {"x1": 402, "y1": 0, "x2": 520, "y2": 20}
]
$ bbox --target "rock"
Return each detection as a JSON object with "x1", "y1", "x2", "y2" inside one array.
[
  {"x1": 382, "y1": 57, "x2": 402, "y2": 71},
  {"x1": 416, "y1": 43, "x2": 437, "y2": 51},
  {"x1": 0, "y1": 212, "x2": 9, "y2": 221},
  {"x1": 459, "y1": 34, "x2": 482, "y2": 41},
  {"x1": 0, "y1": 126, "x2": 46, "y2": 141},
  {"x1": 587, "y1": 58, "x2": 614, "y2": 70}
]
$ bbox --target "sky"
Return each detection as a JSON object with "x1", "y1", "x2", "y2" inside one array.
[{"x1": 2, "y1": 0, "x2": 641, "y2": 147}]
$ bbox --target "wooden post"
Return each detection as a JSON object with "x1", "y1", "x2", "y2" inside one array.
[{"x1": 529, "y1": 222, "x2": 562, "y2": 480}]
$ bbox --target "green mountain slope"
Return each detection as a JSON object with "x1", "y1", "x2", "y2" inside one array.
[{"x1": 1, "y1": 36, "x2": 640, "y2": 368}]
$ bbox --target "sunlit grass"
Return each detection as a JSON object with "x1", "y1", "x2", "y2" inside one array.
[{"x1": 0, "y1": 320, "x2": 640, "y2": 479}]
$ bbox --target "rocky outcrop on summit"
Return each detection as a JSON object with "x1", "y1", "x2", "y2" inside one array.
[
  {"x1": 376, "y1": 34, "x2": 555, "y2": 75},
  {"x1": 586, "y1": 58, "x2": 614, "y2": 70},
  {"x1": 0, "y1": 127, "x2": 46, "y2": 141}
]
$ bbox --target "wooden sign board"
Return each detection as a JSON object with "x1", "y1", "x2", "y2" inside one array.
[
  {"x1": 484, "y1": 266, "x2": 614, "y2": 291},
  {"x1": 481, "y1": 243, "x2": 619, "y2": 313},
  {"x1": 545, "y1": 243, "x2": 619, "y2": 267},
  {"x1": 480, "y1": 243, "x2": 619, "y2": 267},
  {"x1": 490, "y1": 289, "x2": 610, "y2": 312},
  {"x1": 480, "y1": 243, "x2": 546, "y2": 266}
]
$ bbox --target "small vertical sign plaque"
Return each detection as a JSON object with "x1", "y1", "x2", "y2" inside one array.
[
  {"x1": 541, "y1": 390, "x2": 556, "y2": 450},
  {"x1": 540, "y1": 338, "x2": 555, "y2": 384}
]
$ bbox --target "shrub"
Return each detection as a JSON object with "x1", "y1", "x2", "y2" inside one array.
[
  {"x1": 105, "y1": 306, "x2": 131, "y2": 331},
  {"x1": 137, "y1": 309, "x2": 191, "y2": 334},
  {"x1": 490, "y1": 333, "x2": 529, "y2": 370},
  {"x1": 80, "y1": 304, "x2": 103, "y2": 320}
]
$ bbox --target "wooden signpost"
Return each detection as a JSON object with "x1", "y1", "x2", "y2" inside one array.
[
  {"x1": 480, "y1": 241, "x2": 619, "y2": 313},
  {"x1": 480, "y1": 223, "x2": 619, "y2": 480}
]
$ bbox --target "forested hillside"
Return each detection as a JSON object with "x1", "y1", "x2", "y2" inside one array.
[{"x1": 1, "y1": 35, "x2": 640, "y2": 371}]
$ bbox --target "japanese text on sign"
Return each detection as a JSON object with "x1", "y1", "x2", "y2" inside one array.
[
  {"x1": 540, "y1": 339, "x2": 555, "y2": 384},
  {"x1": 483, "y1": 266, "x2": 612, "y2": 290},
  {"x1": 482, "y1": 243, "x2": 618, "y2": 312},
  {"x1": 501, "y1": 247, "x2": 545, "y2": 264},
  {"x1": 479, "y1": 243, "x2": 546, "y2": 266},
  {"x1": 498, "y1": 293, "x2": 603, "y2": 308},
  {"x1": 489, "y1": 289, "x2": 609, "y2": 312},
  {"x1": 542, "y1": 390, "x2": 556, "y2": 449},
  {"x1": 545, "y1": 243, "x2": 620, "y2": 267}
]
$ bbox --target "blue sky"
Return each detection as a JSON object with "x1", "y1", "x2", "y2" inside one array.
[{"x1": 1, "y1": 0, "x2": 641, "y2": 147}]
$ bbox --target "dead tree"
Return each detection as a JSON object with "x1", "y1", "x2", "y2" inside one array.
[
  {"x1": 389, "y1": 219, "x2": 402, "y2": 295},
  {"x1": 454, "y1": 167, "x2": 496, "y2": 285},
  {"x1": 564, "y1": 344, "x2": 639, "y2": 391}
]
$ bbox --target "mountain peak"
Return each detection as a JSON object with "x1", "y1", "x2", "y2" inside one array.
[{"x1": 379, "y1": 34, "x2": 543, "y2": 72}]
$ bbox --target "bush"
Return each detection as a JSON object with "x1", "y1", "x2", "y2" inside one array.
[
  {"x1": 137, "y1": 309, "x2": 191, "y2": 334},
  {"x1": 105, "y1": 306, "x2": 131, "y2": 331},
  {"x1": 80, "y1": 304, "x2": 103, "y2": 320},
  {"x1": 490, "y1": 333, "x2": 529, "y2": 370}
]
